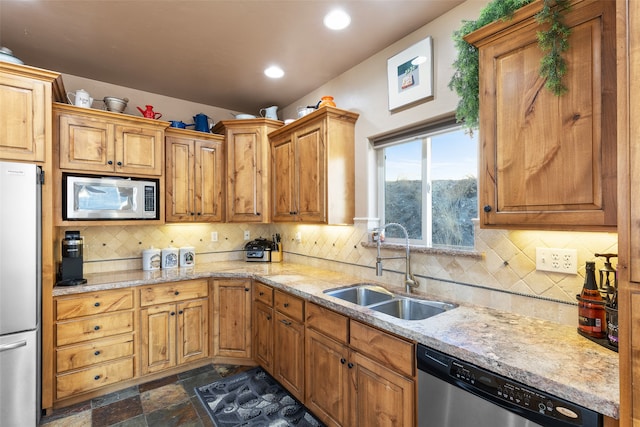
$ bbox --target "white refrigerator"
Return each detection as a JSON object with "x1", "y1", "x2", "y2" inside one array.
[{"x1": 0, "y1": 161, "x2": 41, "y2": 426}]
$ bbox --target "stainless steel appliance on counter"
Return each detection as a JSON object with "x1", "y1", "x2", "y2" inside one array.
[
  {"x1": 244, "y1": 238, "x2": 275, "y2": 262},
  {"x1": 0, "y1": 161, "x2": 42, "y2": 425},
  {"x1": 417, "y1": 344, "x2": 602, "y2": 427}
]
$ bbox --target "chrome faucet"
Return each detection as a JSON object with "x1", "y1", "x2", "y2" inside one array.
[{"x1": 374, "y1": 222, "x2": 418, "y2": 293}]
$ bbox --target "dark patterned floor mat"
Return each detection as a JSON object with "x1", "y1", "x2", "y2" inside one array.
[{"x1": 195, "y1": 367, "x2": 325, "y2": 427}]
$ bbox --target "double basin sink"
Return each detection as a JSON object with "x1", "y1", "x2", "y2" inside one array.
[{"x1": 323, "y1": 284, "x2": 457, "y2": 321}]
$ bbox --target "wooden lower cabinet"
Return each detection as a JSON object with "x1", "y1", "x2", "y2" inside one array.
[
  {"x1": 212, "y1": 279, "x2": 252, "y2": 360},
  {"x1": 53, "y1": 289, "x2": 135, "y2": 403},
  {"x1": 304, "y1": 303, "x2": 415, "y2": 427},
  {"x1": 273, "y1": 290, "x2": 305, "y2": 401},
  {"x1": 253, "y1": 301, "x2": 274, "y2": 372},
  {"x1": 139, "y1": 281, "x2": 209, "y2": 375}
]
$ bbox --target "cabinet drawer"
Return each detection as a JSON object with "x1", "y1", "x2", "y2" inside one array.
[
  {"x1": 254, "y1": 282, "x2": 273, "y2": 306},
  {"x1": 56, "y1": 357, "x2": 134, "y2": 400},
  {"x1": 306, "y1": 303, "x2": 348, "y2": 344},
  {"x1": 140, "y1": 279, "x2": 208, "y2": 306},
  {"x1": 56, "y1": 333, "x2": 134, "y2": 373},
  {"x1": 350, "y1": 320, "x2": 414, "y2": 377},
  {"x1": 55, "y1": 290, "x2": 133, "y2": 320},
  {"x1": 56, "y1": 311, "x2": 134, "y2": 346},
  {"x1": 274, "y1": 290, "x2": 304, "y2": 322}
]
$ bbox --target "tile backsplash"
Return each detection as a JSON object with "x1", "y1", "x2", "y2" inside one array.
[{"x1": 58, "y1": 220, "x2": 617, "y2": 326}]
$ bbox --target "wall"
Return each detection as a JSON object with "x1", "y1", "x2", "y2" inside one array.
[{"x1": 58, "y1": 0, "x2": 618, "y2": 327}]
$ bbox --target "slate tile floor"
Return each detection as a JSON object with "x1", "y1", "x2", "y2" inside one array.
[{"x1": 40, "y1": 364, "x2": 251, "y2": 427}]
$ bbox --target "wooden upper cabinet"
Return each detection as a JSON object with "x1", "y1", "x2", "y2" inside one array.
[
  {"x1": 0, "y1": 63, "x2": 63, "y2": 162},
  {"x1": 165, "y1": 129, "x2": 225, "y2": 222},
  {"x1": 212, "y1": 119, "x2": 283, "y2": 223},
  {"x1": 466, "y1": 0, "x2": 616, "y2": 230},
  {"x1": 269, "y1": 106, "x2": 358, "y2": 224},
  {"x1": 55, "y1": 103, "x2": 166, "y2": 176}
]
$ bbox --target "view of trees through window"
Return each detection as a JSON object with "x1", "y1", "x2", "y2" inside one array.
[{"x1": 379, "y1": 126, "x2": 478, "y2": 248}]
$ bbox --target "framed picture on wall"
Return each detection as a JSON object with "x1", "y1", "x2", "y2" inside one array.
[{"x1": 387, "y1": 36, "x2": 433, "y2": 111}]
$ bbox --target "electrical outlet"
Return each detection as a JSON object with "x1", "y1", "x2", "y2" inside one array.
[
  {"x1": 295, "y1": 232, "x2": 302, "y2": 243},
  {"x1": 243, "y1": 230, "x2": 250, "y2": 241},
  {"x1": 210, "y1": 231, "x2": 218, "y2": 242},
  {"x1": 536, "y1": 247, "x2": 578, "y2": 274}
]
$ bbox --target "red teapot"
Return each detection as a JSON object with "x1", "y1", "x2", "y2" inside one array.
[{"x1": 137, "y1": 105, "x2": 162, "y2": 119}]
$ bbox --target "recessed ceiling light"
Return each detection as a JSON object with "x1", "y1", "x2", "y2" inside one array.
[
  {"x1": 324, "y1": 9, "x2": 351, "y2": 30},
  {"x1": 264, "y1": 65, "x2": 284, "y2": 79}
]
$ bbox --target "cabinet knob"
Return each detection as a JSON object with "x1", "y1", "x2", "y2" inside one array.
[
  {"x1": 170, "y1": 311, "x2": 176, "y2": 316},
  {"x1": 347, "y1": 362, "x2": 354, "y2": 369},
  {"x1": 259, "y1": 291, "x2": 264, "y2": 296},
  {"x1": 340, "y1": 358, "x2": 346, "y2": 364},
  {"x1": 94, "y1": 375, "x2": 101, "y2": 381},
  {"x1": 284, "y1": 303, "x2": 289, "y2": 307},
  {"x1": 174, "y1": 291, "x2": 180, "y2": 295},
  {"x1": 256, "y1": 212, "x2": 261, "y2": 216},
  {"x1": 94, "y1": 302, "x2": 100, "y2": 307},
  {"x1": 190, "y1": 212, "x2": 195, "y2": 216},
  {"x1": 93, "y1": 325, "x2": 100, "y2": 331},
  {"x1": 483, "y1": 205, "x2": 492, "y2": 213},
  {"x1": 94, "y1": 350, "x2": 101, "y2": 356},
  {"x1": 197, "y1": 212, "x2": 201, "y2": 216},
  {"x1": 289, "y1": 211, "x2": 298, "y2": 215},
  {"x1": 178, "y1": 310, "x2": 183, "y2": 315},
  {"x1": 266, "y1": 315, "x2": 272, "y2": 321},
  {"x1": 245, "y1": 288, "x2": 250, "y2": 292},
  {"x1": 117, "y1": 161, "x2": 123, "y2": 166}
]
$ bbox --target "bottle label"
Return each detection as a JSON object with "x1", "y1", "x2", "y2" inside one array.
[{"x1": 578, "y1": 316, "x2": 602, "y2": 330}]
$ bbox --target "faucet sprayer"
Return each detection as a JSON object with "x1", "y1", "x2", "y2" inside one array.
[{"x1": 374, "y1": 222, "x2": 418, "y2": 293}]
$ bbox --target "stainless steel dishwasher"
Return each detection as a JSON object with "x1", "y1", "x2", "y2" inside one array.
[{"x1": 417, "y1": 344, "x2": 602, "y2": 427}]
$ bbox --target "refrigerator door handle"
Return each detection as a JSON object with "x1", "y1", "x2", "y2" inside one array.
[{"x1": 0, "y1": 340, "x2": 27, "y2": 352}]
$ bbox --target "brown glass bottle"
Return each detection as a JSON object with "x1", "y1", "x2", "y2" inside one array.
[{"x1": 577, "y1": 261, "x2": 606, "y2": 338}]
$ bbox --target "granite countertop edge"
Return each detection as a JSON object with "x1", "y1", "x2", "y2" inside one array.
[{"x1": 53, "y1": 261, "x2": 620, "y2": 419}]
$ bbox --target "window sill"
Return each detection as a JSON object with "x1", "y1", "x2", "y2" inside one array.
[{"x1": 360, "y1": 241, "x2": 483, "y2": 259}]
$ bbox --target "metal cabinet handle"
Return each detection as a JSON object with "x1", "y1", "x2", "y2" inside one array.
[
  {"x1": 117, "y1": 161, "x2": 123, "y2": 166},
  {"x1": 178, "y1": 310, "x2": 183, "y2": 315},
  {"x1": 170, "y1": 312, "x2": 176, "y2": 316},
  {"x1": 483, "y1": 205, "x2": 492, "y2": 212},
  {"x1": 347, "y1": 362, "x2": 354, "y2": 369},
  {"x1": 280, "y1": 319, "x2": 292, "y2": 326},
  {"x1": 284, "y1": 303, "x2": 289, "y2": 308},
  {"x1": 245, "y1": 288, "x2": 250, "y2": 292},
  {"x1": 266, "y1": 315, "x2": 272, "y2": 320},
  {"x1": 93, "y1": 325, "x2": 100, "y2": 331},
  {"x1": 94, "y1": 350, "x2": 101, "y2": 356},
  {"x1": 94, "y1": 302, "x2": 100, "y2": 307},
  {"x1": 94, "y1": 375, "x2": 101, "y2": 380},
  {"x1": 174, "y1": 291, "x2": 180, "y2": 295},
  {"x1": 0, "y1": 340, "x2": 26, "y2": 352},
  {"x1": 107, "y1": 160, "x2": 113, "y2": 165},
  {"x1": 259, "y1": 291, "x2": 264, "y2": 296},
  {"x1": 340, "y1": 358, "x2": 346, "y2": 364}
]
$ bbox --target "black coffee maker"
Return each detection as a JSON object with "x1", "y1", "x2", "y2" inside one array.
[{"x1": 57, "y1": 230, "x2": 87, "y2": 286}]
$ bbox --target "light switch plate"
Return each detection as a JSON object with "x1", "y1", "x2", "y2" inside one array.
[{"x1": 536, "y1": 247, "x2": 578, "y2": 274}]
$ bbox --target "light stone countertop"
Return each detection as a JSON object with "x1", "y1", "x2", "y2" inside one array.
[{"x1": 53, "y1": 261, "x2": 620, "y2": 419}]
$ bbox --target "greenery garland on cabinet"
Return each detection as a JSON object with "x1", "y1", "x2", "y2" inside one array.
[{"x1": 449, "y1": 0, "x2": 572, "y2": 131}]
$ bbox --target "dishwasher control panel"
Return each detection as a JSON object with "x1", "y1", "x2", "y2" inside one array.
[{"x1": 450, "y1": 360, "x2": 581, "y2": 424}]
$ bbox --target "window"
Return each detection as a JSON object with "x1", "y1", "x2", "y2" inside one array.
[{"x1": 374, "y1": 117, "x2": 478, "y2": 248}]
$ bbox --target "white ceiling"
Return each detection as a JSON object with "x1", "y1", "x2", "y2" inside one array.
[{"x1": 0, "y1": 0, "x2": 464, "y2": 114}]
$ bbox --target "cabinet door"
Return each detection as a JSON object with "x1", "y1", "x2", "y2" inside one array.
[
  {"x1": 195, "y1": 139, "x2": 224, "y2": 222},
  {"x1": 140, "y1": 304, "x2": 176, "y2": 375},
  {"x1": 226, "y1": 127, "x2": 266, "y2": 222},
  {"x1": 115, "y1": 124, "x2": 163, "y2": 175},
  {"x1": 58, "y1": 114, "x2": 115, "y2": 172},
  {"x1": 253, "y1": 301, "x2": 274, "y2": 373},
  {"x1": 271, "y1": 135, "x2": 296, "y2": 222},
  {"x1": 177, "y1": 298, "x2": 209, "y2": 364},
  {"x1": 475, "y1": 0, "x2": 616, "y2": 229},
  {"x1": 295, "y1": 123, "x2": 326, "y2": 223},
  {"x1": 305, "y1": 328, "x2": 349, "y2": 427},
  {"x1": 0, "y1": 73, "x2": 47, "y2": 162},
  {"x1": 350, "y1": 351, "x2": 414, "y2": 427},
  {"x1": 165, "y1": 136, "x2": 194, "y2": 221},
  {"x1": 274, "y1": 312, "x2": 304, "y2": 401},
  {"x1": 212, "y1": 279, "x2": 251, "y2": 359}
]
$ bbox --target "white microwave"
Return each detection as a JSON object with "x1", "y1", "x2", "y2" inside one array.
[{"x1": 63, "y1": 174, "x2": 159, "y2": 220}]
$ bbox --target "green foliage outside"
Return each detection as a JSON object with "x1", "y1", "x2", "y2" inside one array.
[{"x1": 385, "y1": 178, "x2": 478, "y2": 248}]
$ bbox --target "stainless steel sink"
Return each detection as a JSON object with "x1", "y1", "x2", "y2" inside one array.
[
  {"x1": 368, "y1": 298, "x2": 457, "y2": 320},
  {"x1": 323, "y1": 284, "x2": 394, "y2": 306}
]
